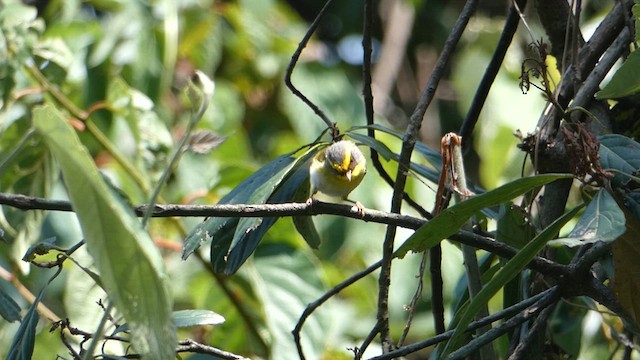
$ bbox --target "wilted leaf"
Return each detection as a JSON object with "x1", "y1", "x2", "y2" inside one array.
[
  {"x1": 549, "y1": 189, "x2": 625, "y2": 247},
  {"x1": 34, "y1": 105, "x2": 176, "y2": 359},
  {"x1": 188, "y1": 130, "x2": 226, "y2": 154}
]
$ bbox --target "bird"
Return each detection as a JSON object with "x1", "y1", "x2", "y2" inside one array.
[{"x1": 309, "y1": 139, "x2": 367, "y2": 215}]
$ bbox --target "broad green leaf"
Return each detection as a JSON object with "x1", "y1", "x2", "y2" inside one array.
[
  {"x1": 397, "y1": 174, "x2": 573, "y2": 257},
  {"x1": 596, "y1": 50, "x2": 640, "y2": 99},
  {"x1": 33, "y1": 105, "x2": 175, "y2": 359},
  {"x1": 549, "y1": 189, "x2": 625, "y2": 247},
  {"x1": 7, "y1": 286, "x2": 45, "y2": 360},
  {"x1": 250, "y1": 245, "x2": 327, "y2": 360},
  {"x1": 442, "y1": 205, "x2": 583, "y2": 357},
  {"x1": 599, "y1": 134, "x2": 640, "y2": 187},
  {"x1": 183, "y1": 153, "x2": 297, "y2": 259},
  {"x1": 223, "y1": 157, "x2": 314, "y2": 274},
  {"x1": 0, "y1": 288, "x2": 21, "y2": 322},
  {"x1": 611, "y1": 200, "x2": 640, "y2": 327},
  {"x1": 173, "y1": 310, "x2": 225, "y2": 328}
]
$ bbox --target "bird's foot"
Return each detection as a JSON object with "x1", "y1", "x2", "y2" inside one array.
[{"x1": 351, "y1": 201, "x2": 365, "y2": 218}]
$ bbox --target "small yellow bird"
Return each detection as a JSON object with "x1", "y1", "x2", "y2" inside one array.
[{"x1": 309, "y1": 140, "x2": 367, "y2": 206}]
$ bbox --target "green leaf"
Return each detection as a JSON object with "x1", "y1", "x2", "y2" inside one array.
[
  {"x1": 250, "y1": 245, "x2": 327, "y2": 360},
  {"x1": 350, "y1": 124, "x2": 443, "y2": 169},
  {"x1": 442, "y1": 205, "x2": 583, "y2": 357},
  {"x1": 496, "y1": 203, "x2": 534, "y2": 249},
  {"x1": 183, "y1": 153, "x2": 297, "y2": 259},
  {"x1": 596, "y1": 50, "x2": 640, "y2": 99},
  {"x1": 346, "y1": 132, "x2": 396, "y2": 161},
  {"x1": 549, "y1": 189, "x2": 625, "y2": 247},
  {"x1": 396, "y1": 174, "x2": 573, "y2": 257},
  {"x1": 33, "y1": 105, "x2": 176, "y2": 359},
  {"x1": 292, "y1": 172, "x2": 321, "y2": 249},
  {"x1": 7, "y1": 287, "x2": 45, "y2": 360},
  {"x1": 599, "y1": 134, "x2": 640, "y2": 187},
  {"x1": 0, "y1": 288, "x2": 21, "y2": 322},
  {"x1": 223, "y1": 156, "x2": 314, "y2": 274},
  {"x1": 611, "y1": 203, "x2": 640, "y2": 327},
  {"x1": 173, "y1": 309, "x2": 225, "y2": 328}
]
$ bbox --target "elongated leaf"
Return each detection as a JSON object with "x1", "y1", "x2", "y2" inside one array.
[
  {"x1": 183, "y1": 154, "x2": 297, "y2": 259},
  {"x1": 596, "y1": 50, "x2": 640, "y2": 99},
  {"x1": 442, "y1": 205, "x2": 583, "y2": 357},
  {"x1": 397, "y1": 174, "x2": 573, "y2": 257},
  {"x1": 349, "y1": 124, "x2": 443, "y2": 168},
  {"x1": 173, "y1": 309, "x2": 225, "y2": 328},
  {"x1": 599, "y1": 134, "x2": 640, "y2": 187},
  {"x1": 0, "y1": 288, "x2": 21, "y2": 322},
  {"x1": 34, "y1": 105, "x2": 175, "y2": 359},
  {"x1": 7, "y1": 287, "x2": 45, "y2": 360},
  {"x1": 346, "y1": 132, "x2": 396, "y2": 161},
  {"x1": 292, "y1": 171, "x2": 321, "y2": 249},
  {"x1": 222, "y1": 158, "x2": 314, "y2": 274},
  {"x1": 549, "y1": 189, "x2": 625, "y2": 247}
]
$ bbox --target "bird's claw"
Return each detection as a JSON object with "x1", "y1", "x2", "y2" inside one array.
[{"x1": 351, "y1": 201, "x2": 365, "y2": 218}]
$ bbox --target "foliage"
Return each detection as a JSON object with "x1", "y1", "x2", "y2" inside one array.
[{"x1": 1, "y1": 0, "x2": 640, "y2": 359}]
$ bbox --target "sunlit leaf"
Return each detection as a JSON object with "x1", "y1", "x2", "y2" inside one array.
[
  {"x1": 34, "y1": 105, "x2": 176, "y2": 359},
  {"x1": 596, "y1": 50, "x2": 640, "y2": 99},
  {"x1": 397, "y1": 174, "x2": 573, "y2": 257},
  {"x1": 172, "y1": 309, "x2": 225, "y2": 328},
  {"x1": 549, "y1": 189, "x2": 625, "y2": 247}
]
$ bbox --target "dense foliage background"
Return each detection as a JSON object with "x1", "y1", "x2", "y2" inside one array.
[{"x1": 2, "y1": 0, "x2": 640, "y2": 359}]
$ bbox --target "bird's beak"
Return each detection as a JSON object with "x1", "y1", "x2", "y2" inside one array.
[{"x1": 346, "y1": 170, "x2": 352, "y2": 181}]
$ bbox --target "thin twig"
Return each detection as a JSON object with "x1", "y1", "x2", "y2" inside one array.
[
  {"x1": 459, "y1": 0, "x2": 528, "y2": 152},
  {"x1": 294, "y1": 260, "x2": 382, "y2": 360},
  {"x1": 0, "y1": 192, "x2": 570, "y2": 276},
  {"x1": 284, "y1": 0, "x2": 335, "y2": 131},
  {"x1": 177, "y1": 339, "x2": 249, "y2": 360},
  {"x1": 369, "y1": 287, "x2": 558, "y2": 360},
  {"x1": 372, "y1": 0, "x2": 480, "y2": 353},
  {"x1": 397, "y1": 251, "x2": 429, "y2": 347}
]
